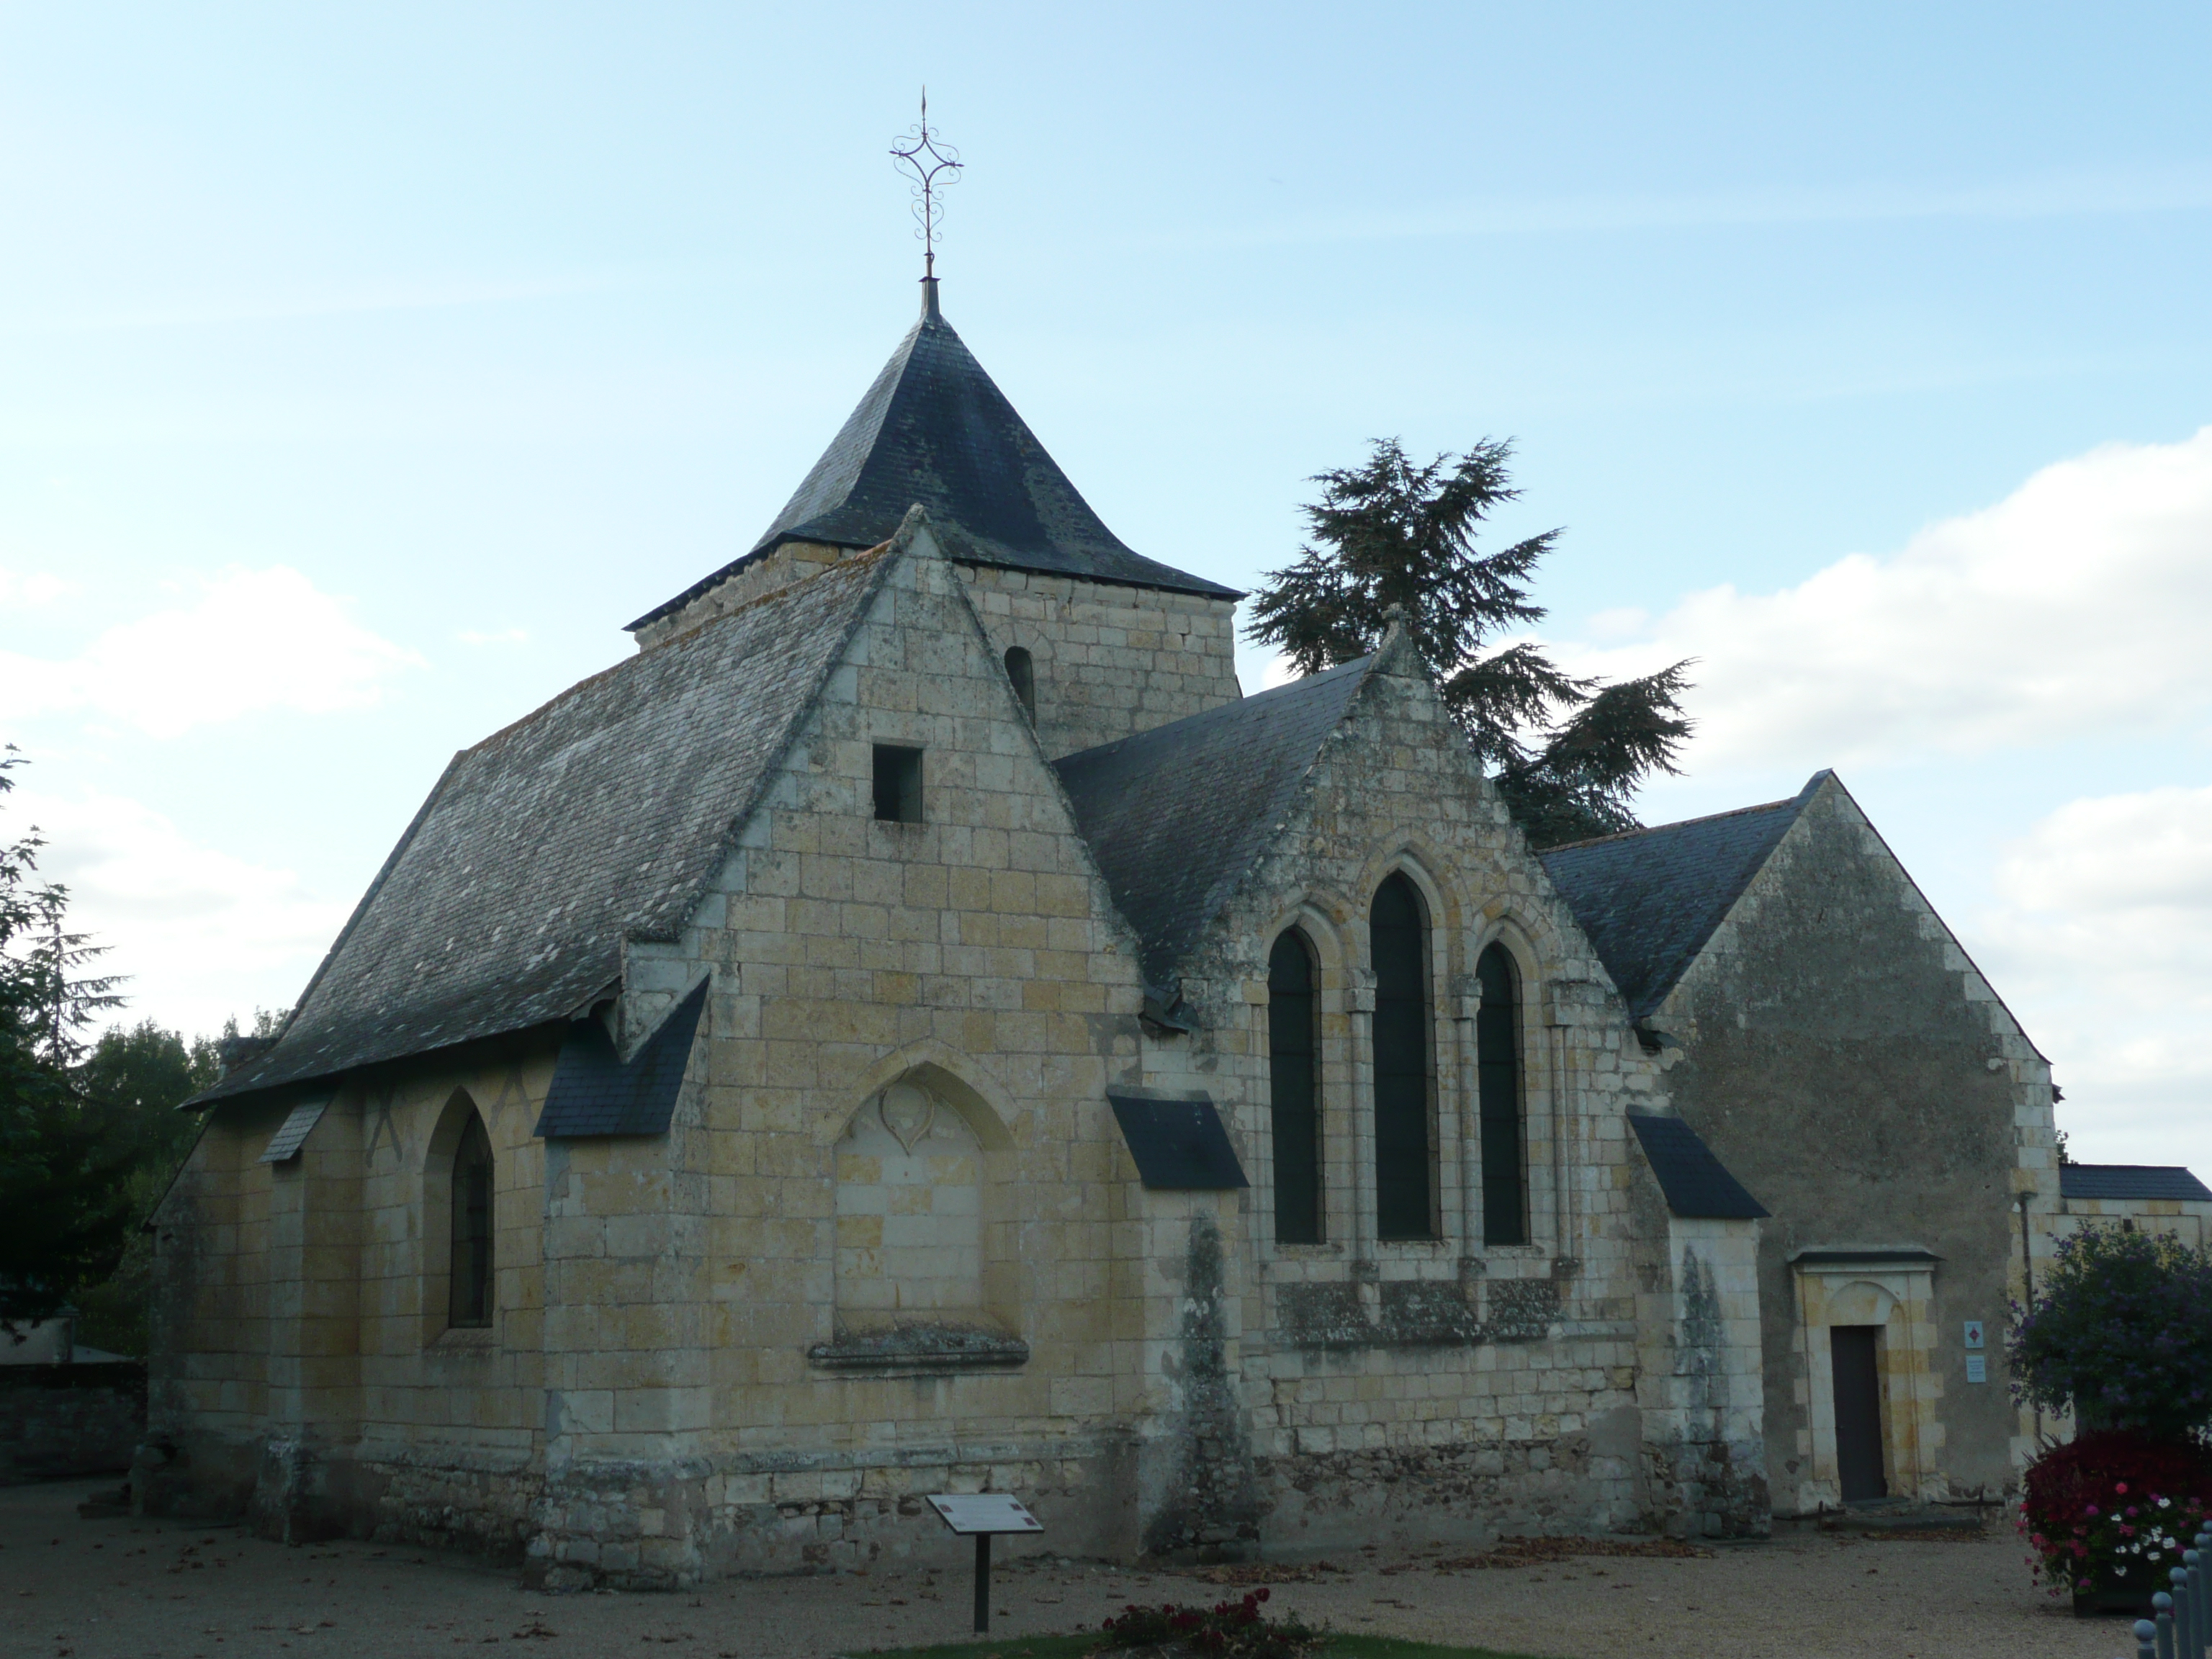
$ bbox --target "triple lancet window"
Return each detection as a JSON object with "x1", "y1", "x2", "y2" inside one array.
[
  {"x1": 1370, "y1": 873, "x2": 1437, "y2": 1240},
  {"x1": 1262, "y1": 882, "x2": 1534, "y2": 1248},
  {"x1": 1267, "y1": 930, "x2": 1323, "y2": 1244},
  {"x1": 449, "y1": 1115, "x2": 495, "y2": 1329}
]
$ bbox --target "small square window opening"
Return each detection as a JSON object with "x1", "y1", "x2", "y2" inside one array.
[{"x1": 873, "y1": 745, "x2": 924, "y2": 823}]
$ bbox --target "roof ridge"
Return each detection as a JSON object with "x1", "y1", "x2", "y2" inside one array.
[
  {"x1": 1053, "y1": 656, "x2": 1382, "y2": 992},
  {"x1": 630, "y1": 530, "x2": 908, "y2": 946},
  {"x1": 1541, "y1": 773, "x2": 1826, "y2": 855},
  {"x1": 1055, "y1": 655, "x2": 1375, "y2": 768},
  {"x1": 468, "y1": 547, "x2": 889, "y2": 765}
]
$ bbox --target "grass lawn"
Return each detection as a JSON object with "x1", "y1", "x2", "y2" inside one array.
[{"x1": 849, "y1": 1634, "x2": 1551, "y2": 1659}]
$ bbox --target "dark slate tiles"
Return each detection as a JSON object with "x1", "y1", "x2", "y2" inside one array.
[
  {"x1": 2060, "y1": 1164, "x2": 2212, "y2": 1203},
  {"x1": 1538, "y1": 774, "x2": 1827, "y2": 1020},
  {"x1": 1053, "y1": 657, "x2": 1372, "y2": 994},
  {"x1": 629, "y1": 296, "x2": 1237, "y2": 632},
  {"x1": 200, "y1": 552, "x2": 891, "y2": 1105},
  {"x1": 535, "y1": 979, "x2": 709, "y2": 1138},
  {"x1": 1626, "y1": 1111, "x2": 1771, "y2": 1220},
  {"x1": 1107, "y1": 1094, "x2": 1249, "y2": 1190}
]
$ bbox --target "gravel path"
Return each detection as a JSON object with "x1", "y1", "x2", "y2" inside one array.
[{"x1": 0, "y1": 1478, "x2": 2134, "y2": 1659}]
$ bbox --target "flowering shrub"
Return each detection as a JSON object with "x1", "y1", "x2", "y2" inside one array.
[
  {"x1": 2010, "y1": 1227, "x2": 2212, "y2": 1437},
  {"x1": 2018, "y1": 1430, "x2": 2212, "y2": 1597},
  {"x1": 1097, "y1": 1588, "x2": 1323, "y2": 1658}
]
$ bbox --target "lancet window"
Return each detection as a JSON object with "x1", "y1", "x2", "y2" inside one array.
[
  {"x1": 1370, "y1": 873, "x2": 1437, "y2": 1240},
  {"x1": 1267, "y1": 929, "x2": 1323, "y2": 1244},
  {"x1": 1476, "y1": 941, "x2": 1529, "y2": 1246},
  {"x1": 449, "y1": 1115, "x2": 495, "y2": 1329}
]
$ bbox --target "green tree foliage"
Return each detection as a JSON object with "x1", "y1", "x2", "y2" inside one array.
[
  {"x1": 2010, "y1": 1225, "x2": 2212, "y2": 1441},
  {"x1": 0, "y1": 750, "x2": 130, "y2": 1333},
  {"x1": 68, "y1": 1020, "x2": 224, "y2": 1353},
  {"x1": 1245, "y1": 438, "x2": 1694, "y2": 847}
]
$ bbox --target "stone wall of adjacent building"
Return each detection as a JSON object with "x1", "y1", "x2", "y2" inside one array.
[
  {"x1": 1645, "y1": 775, "x2": 2054, "y2": 1515},
  {"x1": 0, "y1": 1362, "x2": 146, "y2": 1484}
]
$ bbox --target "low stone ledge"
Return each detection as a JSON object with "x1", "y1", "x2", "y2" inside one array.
[{"x1": 805, "y1": 1326, "x2": 1030, "y2": 1372}]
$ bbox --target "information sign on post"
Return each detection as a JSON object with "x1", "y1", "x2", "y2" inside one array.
[{"x1": 925, "y1": 1493, "x2": 1042, "y2": 1635}]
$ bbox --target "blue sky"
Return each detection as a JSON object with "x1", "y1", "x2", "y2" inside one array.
[{"x1": 3, "y1": 2, "x2": 2208, "y2": 1167}]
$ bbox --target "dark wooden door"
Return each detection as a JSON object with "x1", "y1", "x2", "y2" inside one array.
[{"x1": 1831, "y1": 1325, "x2": 1887, "y2": 1502}]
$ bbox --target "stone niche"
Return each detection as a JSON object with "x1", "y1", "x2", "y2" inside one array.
[{"x1": 811, "y1": 1069, "x2": 1028, "y2": 1371}]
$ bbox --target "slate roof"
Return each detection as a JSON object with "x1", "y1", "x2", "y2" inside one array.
[
  {"x1": 1107, "y1": 1094, "x2": 1250, "y2": 1191},
  {"x1": 1625, "y1": 1112, "x2": 1771, "y2": 1220},
  {"x1": 198, "y1": 549, "x2": 894, "y2": 1105},
  {"x1": 1053, "y1": 657, "x2": 1375, "y2": 994},
  {"x1": 1538, "y1": 773, "x2": 1827, "y2": 1020},
  {"x1": 2061, "y1": 1164, "x2": 2212, "y2": 1203},
  {"x1": 535, "y1": 979, "x2": 709, "y2": 1138},
  {"x1": 629, "y1": 288, "x2": 1238, "y2": 633}
]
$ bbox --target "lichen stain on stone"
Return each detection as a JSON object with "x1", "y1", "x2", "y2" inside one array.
[{"x1": 1142, "y1": 1212, "x2": 1259, "y2": 1560}]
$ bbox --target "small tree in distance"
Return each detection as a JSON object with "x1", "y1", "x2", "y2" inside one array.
[
  {"x1": 2011, "y1": 1225, "x2": 2212, "y2": 1440},
  {"x1": 1245, "y1": 437, "x2": 1694, "y2": 848},
  {"x1": 0, "y1": 748, "x2": 131, "y2": 1333}
]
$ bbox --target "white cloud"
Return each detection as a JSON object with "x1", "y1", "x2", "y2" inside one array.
[
  {"x1": 9, "y1": 785, "x2": 347, "y2": 1041},
  {"x1": 1966, "y1": 784, "x2": 2212, "y2": 1167},
  {"x1": 457, "y1": 627, "x2": 529, "y2": 647},
  {"x1": 1568, "y1": 427, "x2": 2212, "y2": 773},
  {"x1": 0, "y1": 565, "x2": 423, "y2": 738},
  {"x1": 0, "y1": 566, "x2": 78, "y2": 607}
]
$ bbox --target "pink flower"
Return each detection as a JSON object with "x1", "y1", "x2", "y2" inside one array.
[
  {"x1": 2118, "y1": 1483, "x2": 2131, "y2": 1496},
  {"x1": 2088, "y1": 1505, "x2": 2100, "y2": 1516}
]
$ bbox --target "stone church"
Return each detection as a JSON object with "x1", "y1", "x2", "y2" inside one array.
[{"x1": 145, "y1": 275, "x2": 2072, "y2": 1586}]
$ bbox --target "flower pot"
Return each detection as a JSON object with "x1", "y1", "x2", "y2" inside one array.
[{"x1": 2074, "y1": 1585, "x2": 2157, "y2": 1618}]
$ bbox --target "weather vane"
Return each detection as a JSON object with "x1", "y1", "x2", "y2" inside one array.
[{"x1": 891, "y1": 90, "x2": 962, "y2": 282}]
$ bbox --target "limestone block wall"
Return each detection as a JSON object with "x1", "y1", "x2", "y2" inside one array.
[
  {"x1": 631, "y1": 541, "x2": 1245, "y2": 762},
  {"x1": 1645, "y1": 775, "x2": 2052, "y2": 1511},
  {"x1": 956, "y1": 565, "x2": 1242, "y2": 757},
  {"x1": 2046, "y1": 1194, "x2": 2212, "y2": 1249},
  {"x1": 1629, "y1": 1205, "x2": 1767, "y2": 1538},
  {"x1": 603, "y1": 530, "x2": 1164, "y2": 1577},
  {"x1": 146, "y1": 1045, "x2": 558, "y2": 1555},
  {"x1": 1142, "y1": 651, "x2": 1681, "y2": 1547}
]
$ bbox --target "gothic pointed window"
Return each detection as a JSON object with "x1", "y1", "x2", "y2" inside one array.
[
  {"x1": 449, "y1": 1115, "x2": 495, "y2": 1329},
  {"x1": 1371, "y1": 873, "x2": 1437, "y2": 1239},
  {"x1": 1268, "y1": 930, "x2": 1322, "y2": 1244},
  {"x1": 1476, "y1": 942, "x2": 1529, "y2": 1246}
]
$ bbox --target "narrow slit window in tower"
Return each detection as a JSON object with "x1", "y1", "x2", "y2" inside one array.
[{"x1": 1004, "y1": 647, "x2": 1035, "y2": 723}]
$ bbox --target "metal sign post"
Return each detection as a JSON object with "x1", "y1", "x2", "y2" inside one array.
[{"x1": 925, "y1": 1493, "x2": 1042, "y2": 1635}]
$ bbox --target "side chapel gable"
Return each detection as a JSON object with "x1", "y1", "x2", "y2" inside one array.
[{"x1": 1055, "y1": 624, "x2": 1633, "y2": 1033}]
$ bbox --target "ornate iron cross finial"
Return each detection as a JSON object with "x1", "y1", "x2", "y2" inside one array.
[{"x1": 891, "y1": 89, "x2": 962, "y2": 282}]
